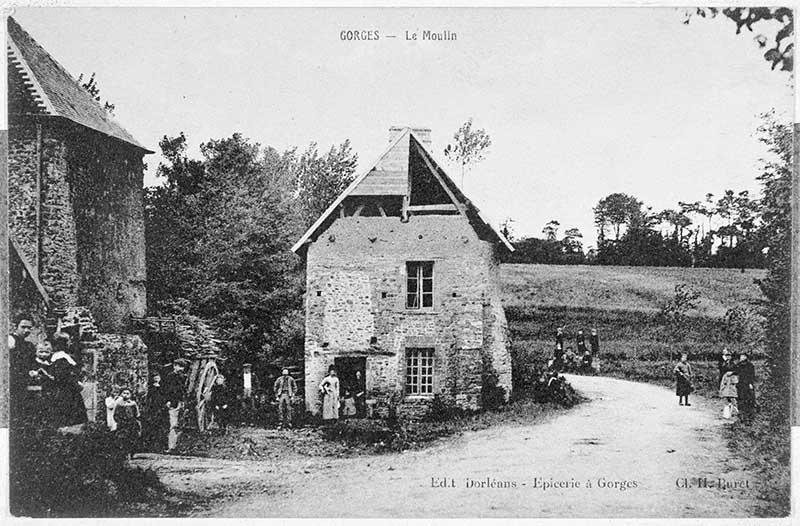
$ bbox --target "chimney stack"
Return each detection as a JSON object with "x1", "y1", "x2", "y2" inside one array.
[{"x1": 389, "y1": 126, "x2": 432, "y2": 150}]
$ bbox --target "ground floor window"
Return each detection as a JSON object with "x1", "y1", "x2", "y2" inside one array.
[{"x1": 405, "y1": 348, "x2": 434, "y2": 395}]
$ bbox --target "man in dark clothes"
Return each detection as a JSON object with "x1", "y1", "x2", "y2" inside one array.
[
  {"x1": 144, "y1": 373, "x2": 168, "y2": 451},
  {"x1": 210, "y1": 375, "x2": 234, "y2": 433},
  {"x1": 553, "y1": 327, "x2": 565, "y2": 371},
  {"x1": 273, "y1": 368, "x2": 298, "y2": 429},
  {"x1": 163, "y1": 359, "x2": 189, "y2": 452},
  {"x1": 576, "y1": 330, "x2": 587, "y2": 354},
  {"x1": 9, "y1": 318, "x2": 36, "y2": 425},
  {"x1": 590, "y1": 328, "x2": 600, "y2": 355},
  {"x1": 735, "y1": 352, "x2": 757, "y2": 423}
]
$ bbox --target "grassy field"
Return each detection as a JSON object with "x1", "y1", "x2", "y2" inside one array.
[
  {"x1": 501, "y1": 264, "x2": 767, "y2": 397},
  {"x1": 500, "y1": 263, "x2": 791, "y2": 516},
  {"x1": 502, "y1": 264, "x2": 766, "y2": 316}
]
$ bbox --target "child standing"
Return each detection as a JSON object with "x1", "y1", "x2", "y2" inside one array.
[
  {"x1": 342, "y1": 389, "x2": 357, "y2": 418},
  {"x1": 674, "y1": 353, "x2": 693, "y2": 406},
  {"x1": 114, "y1": 387, "x2": 141, "y2": 459},
  {"x1": 105, "y1": 386, "x2": 121, "y2": 431}
]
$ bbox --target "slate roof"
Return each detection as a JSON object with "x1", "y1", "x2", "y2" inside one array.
[
  {"x1": 291, "y1": 127, "x2": 514, "y2": 253},
  {"x1": 7, "y1": 17, "x2": 152, "y2": 152}
]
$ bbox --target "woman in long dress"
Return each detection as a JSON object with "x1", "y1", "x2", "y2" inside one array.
[
  {"x1": 718, "y1": 349, "x2": 739, "y2": 418},
  {"x1": 50, "y1": 333, "x2": 87, "y2": 427},
  {"x1": 319, "y1": 367, "x2": 340, "y2": 422},
  {"x1": 673, "y1": 353, "x2": 693, "y2": 406}
]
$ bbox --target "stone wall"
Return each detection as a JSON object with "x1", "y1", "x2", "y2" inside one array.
[
  {"x1": 482, "y1": 255, "x2": 513, "y2": 400},
  {"x1": 9, "y1": 116, "x2": 150, "y2": 421},
  {"x1": 39, "y1": 124, "x2": 80, "y2": 307},
  {"x1": 8, "y1": 118, "x2": 147, "y2": 331},
  {"x1": 8, "y1": 122, "x2": 40, "y2": 270},
  {"x1": 66, "y1": 123, "x2": 147, "y2": 331},
  {"x1": 303, "y1": 213, "x2": 512, "y2": 418}
]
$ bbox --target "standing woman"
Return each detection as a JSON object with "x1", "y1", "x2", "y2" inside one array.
[
  {"x1": 319, "y1": 366, "x2": 340, "y2": 423},
  {"x1": 673, "y1": 353, "x2": 693, "y2": 406},
  {"x1": 50, "y1": 332, "x2": 87, "y2": 427},
  {"x1": 144, "y1": 373, "x2": 168, "y2": 451},
  {"x1": 718, "y1": 349, "x2": 739, "y2": 418},
  {"x1": 735, "y1": 352, "x2": 757, "y2": 424}
]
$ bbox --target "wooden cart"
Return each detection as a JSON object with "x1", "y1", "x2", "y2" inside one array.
[
  {"x1": 187, "y1": 354, "x2": 221, "y2": 431},
  {"x1": 130, "y1": 315, "x2": 222, "y2": 432}
]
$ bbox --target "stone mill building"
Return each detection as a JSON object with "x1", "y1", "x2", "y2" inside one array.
[
  {"x1": 7, "y1": 17, "x2": 153, "y2": 418},
  {"x1": 292, "y1": 126, "x2": 514, "y2": 419}
]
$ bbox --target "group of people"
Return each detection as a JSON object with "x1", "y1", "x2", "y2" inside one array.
[
  {"x1": 9, "y1": 318, "x2": 87, "y2": 429},
  {"x1": 551, "y1": 327, "x2": 600, "y2": 373},
  {"x1": 718, "y1": 349, "x2": 757, "y2": 423},
  {"x1": 317, "y1": 366, "x2": 366, "y2": 423},
  {"x1": 104, "y1": 359, "x2": 191, "y2": 458},
  {"x1": 672, "y1": 349, "x2": 757, "y2": 423}
]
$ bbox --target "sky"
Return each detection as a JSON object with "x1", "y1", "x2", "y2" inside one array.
[{"x1": 11, "y1": 7, "x2": 793, "y2": 248}]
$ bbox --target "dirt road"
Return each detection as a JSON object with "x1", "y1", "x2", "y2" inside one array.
[{"x1": 137, "y1": 375, "x2": 761, "y2": 517}]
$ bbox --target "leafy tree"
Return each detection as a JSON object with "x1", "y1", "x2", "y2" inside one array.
[
  {"x1": 754, "y1": 111, "x2": 791, "y2": 408},
  {"x1": 145, "y1": 132, "x2": 355, "y2": 365},
  {"x1": 659, "y1": 284, "x2": 702, "y2": 347},
  {"x1": 144, "y1": 133, "x2": 207, "y2": 313},
  {"x1": 443, "y1": 118, "x2": 492, "y2": 188},
  {"x1": 77, "y1": 72, "x2": 115, "y2": 114},
  {"x1": 593, "y1": 193, "x2": 643, "y2": 240},
  {"x1": 657, "y1": 208, "x2": 692, "y2": 243},
  {"x1": 744, "y1": 110, "x2": 792, "y2": 515},
  {"x1": 295, "y1": 141, "x2": 358, "y2": 228},
  {"x1": 542, "y1": 220, "x2": 560, "y2": 241},
  {"x1": 562, "y1": 227, "x2": 583, "y2": 254},
  {"x1": 715, "y1": 189, "x2": 739, "y2": 247},
  {"x1": 683, "y1": 8, "x2": 794, "y2": 71},
  {"x1": 734, "y1": 190, "x2": 761, "y2": 242}
]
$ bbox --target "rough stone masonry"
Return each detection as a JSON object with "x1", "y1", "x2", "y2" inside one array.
[
  {"x1": 7, "y1": 17, "x2": 152, "y2": 418},
  {"x1": 295, "y1": 127, "x2": 513, "y2": 419}
]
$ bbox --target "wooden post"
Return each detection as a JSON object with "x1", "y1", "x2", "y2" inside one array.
[{"x1": 243, "y1": 363, "x2": 253, "y2": 399}]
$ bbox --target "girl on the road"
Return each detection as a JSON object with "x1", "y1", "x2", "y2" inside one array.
[
  {"x1": 718, "y1": 348, "x2": 739, "y2": 418},
  {"x1": 674, "y1": 353, "x2": 693, "y2": 406}
]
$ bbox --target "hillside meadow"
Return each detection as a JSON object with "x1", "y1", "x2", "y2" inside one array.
[{"x1": 500, "y1": 264, "x2": 767, "y2": 396}]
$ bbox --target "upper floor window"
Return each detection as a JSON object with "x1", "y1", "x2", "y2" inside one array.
[{"x1": 406, "y1": 261, "x2": 433, "y2": 309}]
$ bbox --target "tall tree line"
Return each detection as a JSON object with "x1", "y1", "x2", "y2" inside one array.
[
  {"x1": 590, "y1": 186, "x2": 766, "y2": 268},
  {"x1": 502, "y1": 182, "x2": 767, "y2": 269},
  {"x1": 144, "y1": 132, "x2": 357, "y2": 367}
]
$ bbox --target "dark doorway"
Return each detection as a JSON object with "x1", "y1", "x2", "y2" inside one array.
[{"x1": 334, "y1": 356, "x2": 366, "y2": 417}]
